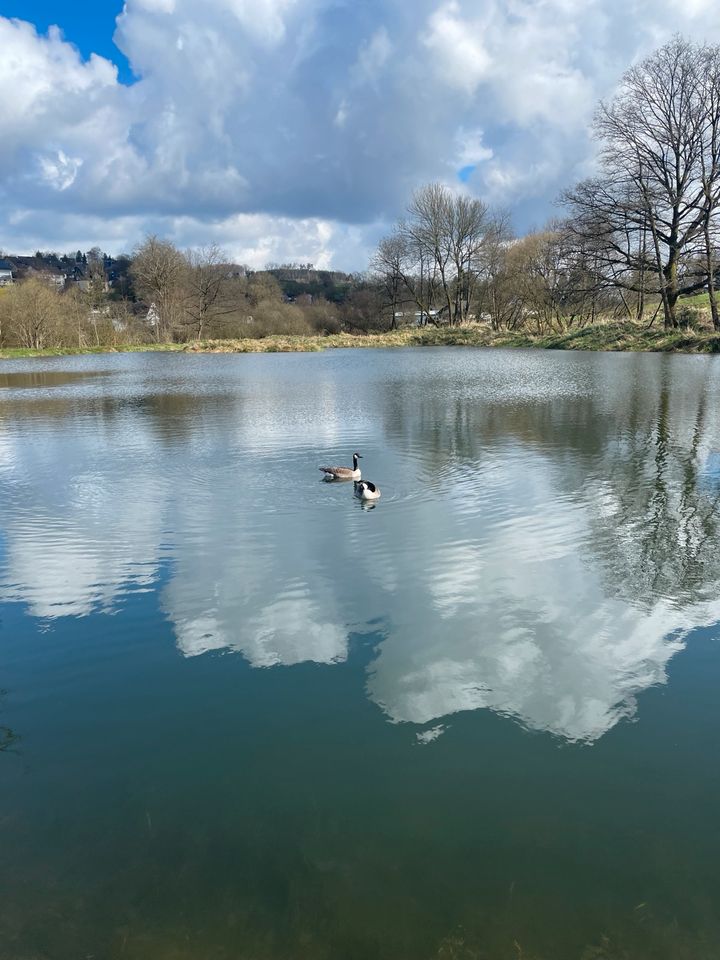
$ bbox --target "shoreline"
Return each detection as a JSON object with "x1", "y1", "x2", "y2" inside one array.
[{"x1": 2, "y1": 322, "x2": 720, "y2": 359}]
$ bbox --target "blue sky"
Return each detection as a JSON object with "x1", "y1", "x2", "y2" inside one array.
[
  {"x1": 1, "y1": 1, "x2": 134, "y2": 82},
  {"x1": 3, "y1": 1, "x2": 720, "y2": 269}
]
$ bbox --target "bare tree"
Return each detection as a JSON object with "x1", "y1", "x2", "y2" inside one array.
[
  {"x1": 564, "y1": 37, "x2": 720, "y2": 329},
  {"x1": 3, "y1": 280, "x2": 62, "y2": 349},
  {"x1": 474, "y1": 211, "x2": 514, "y2": 328},
  {"x1": 373, "y1": 183, "x2": 493, "y2": 326},
  {"x1": 183, "y1": 244, "x2": 234, "y2": 340},
  {"x1": 370, "y1": 235, "x2": 406, "y2": 328},
  {"x1": 402, "y1": 184, "x2": 489, "y2": 324},
  {"x1": 130, "y1": 236, "x2": 187, "y2": 341}
]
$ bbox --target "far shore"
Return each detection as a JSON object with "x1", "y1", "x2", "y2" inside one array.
[{"x1": 3, "y1": 322, "x2": 720, "y2": 360}]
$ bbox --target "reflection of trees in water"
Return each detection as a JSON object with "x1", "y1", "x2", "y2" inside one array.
[
  {"x1": 0, "y1": 369, "x2": 112, "y2": 390},
  {"x1": 378, "y1": 371, "x2": 619, "y2": 487},
  {"x1": 379, "y1": 356, "x2": 720, "y2": 610},
  {"x1": 585, "y1": 361, "x2": 720, "y2": 607},
  {"x1": 0, "y1": 390, "x2": 239, "y2": 441},
  {"x1": 126, "y1": 392, "x2": 240, "y2": 446}
]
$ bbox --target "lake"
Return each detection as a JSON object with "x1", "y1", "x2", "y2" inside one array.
[{"x1": 0, "y1": 347, "x2": 719, "y2": 960}]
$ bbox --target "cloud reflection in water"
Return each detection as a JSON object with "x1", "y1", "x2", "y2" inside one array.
[{"x1": 1, "y1": 351, "x2": 719, "y2": 744}]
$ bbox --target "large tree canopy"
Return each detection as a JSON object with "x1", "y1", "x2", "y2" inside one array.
[{"x1": 564, "y1": 37, "x2": 720, "y2": 329}]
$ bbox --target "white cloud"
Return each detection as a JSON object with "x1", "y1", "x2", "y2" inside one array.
[
  {"x1": 455, "y1": 128, "x2": 492, "y2": 167},
  {"x1": 423, "y1": 1, "x2": 492, "y2": 95},
  {"x1": 134, "y1": 0, "x2": 177, "y2": 11},
  {"x1": 37, "y1": 150, "x2": 83, "y2": 191},
  {"x1": 5, "y1": 1, "x2": 720, "y2": 263},
  {"x1": 353, "y1": 26, "x2": 393, "y2": 85},
  {"x1": 221, "y1": 0, "x2": 299, "y2": 45}
]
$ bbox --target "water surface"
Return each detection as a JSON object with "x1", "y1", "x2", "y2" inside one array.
[{"x1": 0, "y1": 347, "x2": 719, "y2": 959}]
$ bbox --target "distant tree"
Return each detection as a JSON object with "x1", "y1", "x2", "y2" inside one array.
[
  {"x1": 339, "y1": 284, "x2": 387, "y2": 332},
  {"x1": 370, "y1": 235, "x2": 405, "y2": 328},
  {"x1": 246, "y1": 272, "x2": 283, "y2": 306},
  {"x1": 2, "y1": 279, "x2": 62, "y2": 349},
  {"x1": 83, "y1": 257, "x2": 109, "y2": 344},
  {"x1": 374, "y1": 183, "x2": 493, "y2": 325},
  {"x1": 302, "y1": 297, "x2": 342, "y2": 334},
  {"x1": 474, "y1": 211, "x2": 515, "y2": 329},
  {"x1": 130, "y1": 236, "x2": 186, "y2": 341},
  {"x1": 182, "y1": 244, "x2": 235, "y2": 340},
  {"x1": 109, "y1": 254, "x2": 134, "y2": 300}
]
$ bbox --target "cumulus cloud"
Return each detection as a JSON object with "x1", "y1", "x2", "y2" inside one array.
[
  {"x1": 4, "y1": 1, "x2": 720, "y2": 265},
  {"x1": 423, "y1": 1, "x2": 493, "y2": 95}
]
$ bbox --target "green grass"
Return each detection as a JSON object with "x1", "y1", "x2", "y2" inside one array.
[
  {"x1": 4, "y1": 322, "x2": 720, "y2": 360},
  {"x1": 0, "y1": 343, "x2": 185, "y2": 359},
  {"x1": 520, "y1": 322, "x2": 720, "y2": 353},
  {"x1": 678, "y1": 291, "x2": 711, "y2": 307}
]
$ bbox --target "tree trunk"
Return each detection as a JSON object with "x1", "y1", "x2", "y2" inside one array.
[
  {"x1": 665, "y1": 252, "x2": 679, "y2": 328},
  {"x1": 703, "y1": 218, "x2": 720, "y2": 330}
]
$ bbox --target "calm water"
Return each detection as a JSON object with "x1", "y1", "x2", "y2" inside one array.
[{"x1": 0, "y1": 347, "x2": 719, "y2": 960}]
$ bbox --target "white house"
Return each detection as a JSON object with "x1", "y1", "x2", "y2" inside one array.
[{"x1": 0, "y1": 259, "x2": 14, "y2": 286}]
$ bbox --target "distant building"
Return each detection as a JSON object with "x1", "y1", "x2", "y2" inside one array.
[
  {"x1": 393, "y1": 308, "x2": 443, "y2": 326},
  {"x1": 10, "y1": 256, "x2": 66, "y2": 288},
  {"x1": 1, "y1": 252, "x2": 120, "y2": 294},
  {"x1": 224, "y1": 265, "x2": 247, "y2": 280},
  {"x1": 0, "y1": 258, "x2": 14, "y2": 286}
]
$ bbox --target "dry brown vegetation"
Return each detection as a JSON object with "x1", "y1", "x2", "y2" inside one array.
[{"x1": 8, "y1": 320, "x2": 719, "y2": 360}]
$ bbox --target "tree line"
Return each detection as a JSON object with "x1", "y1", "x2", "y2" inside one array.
[{"x1": 0, "y1": 241, "x2": 385, "y2": 350}]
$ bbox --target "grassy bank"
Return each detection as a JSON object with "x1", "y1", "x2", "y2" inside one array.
[
  {"x1": 3, "y1": 322, "x2": 720, "y2": 360},
  {"x1": 182, "y1": 322, "x2": 720, "y2": 353}
]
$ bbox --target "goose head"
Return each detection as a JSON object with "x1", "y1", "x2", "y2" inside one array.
[{"x1": 354, "y1": 480, "x2": 380, "y2": 501}]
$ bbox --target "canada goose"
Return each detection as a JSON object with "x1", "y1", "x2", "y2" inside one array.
[
  {"x1": 354, "y1": 480, "x2": 381, "y2": 501},
  {"x1": 319, "y1": 453, "x2": 362, "y2": 481}
]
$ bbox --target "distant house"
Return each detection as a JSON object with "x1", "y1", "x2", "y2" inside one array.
[
  {"x1": 34, "y1": 266, "x2": 66, "y2": 289},
  {"x1": 0, "y1": 258, "x2": 13, "y2": 286},
  {"x1": 11, "y1": 256, "x2": 66, "y2": 288}
]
